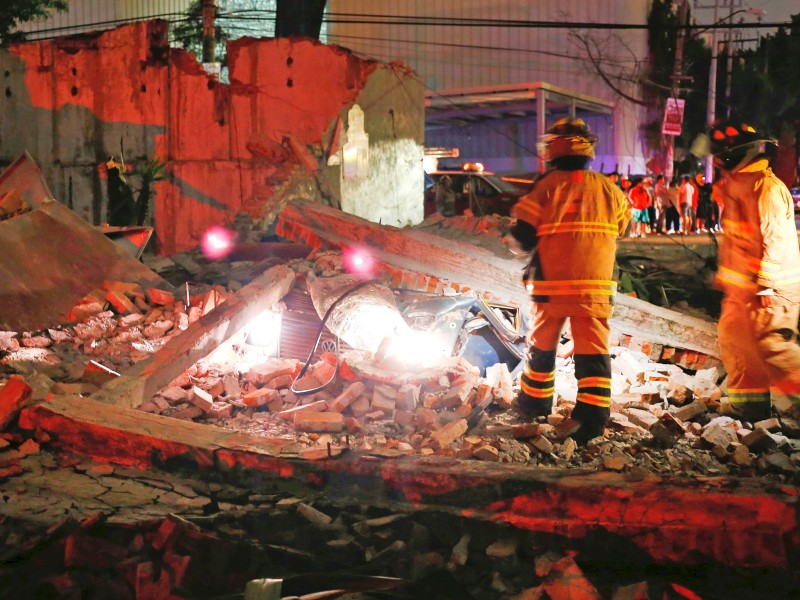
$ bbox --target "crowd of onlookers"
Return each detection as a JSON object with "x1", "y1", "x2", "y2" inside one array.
[{"x1": 607, "y1": 172, "x2": 722, "y2": 238}]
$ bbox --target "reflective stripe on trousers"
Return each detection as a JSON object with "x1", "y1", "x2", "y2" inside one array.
[
  {"x1": 718, "y1": 297, "x2": 800, "y2": 405},
  {"x1": 523, "y1": 304, "x2": 612, "y2": 408}
]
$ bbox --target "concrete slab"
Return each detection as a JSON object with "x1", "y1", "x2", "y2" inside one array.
[
  {"x1": 17, "y1": 393, "x2": 799, "y2": 570},
  {"x1": 0, "y1": 201, "x2": 169, "y2": 332}
]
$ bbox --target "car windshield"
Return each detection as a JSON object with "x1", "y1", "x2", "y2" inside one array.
[{"x1": 482, "y1": 174, "x2": 522, "y2": 194}]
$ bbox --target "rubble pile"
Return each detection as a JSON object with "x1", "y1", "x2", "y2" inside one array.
[
  {"x1": 144, "y1": 335, "x2": 800, "y2": 482},
  {"x1": 1, "y1": 248, "x2": 797, "y2": 485},
  {"x1": 0, "y1": 279, "x2": 226, "y2": 382}
]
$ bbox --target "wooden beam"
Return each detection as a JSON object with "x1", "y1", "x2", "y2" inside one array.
[
  {"x1": 91, "y1": 265, "x2": 295, "y2": 409},
  {"x1": 276, "y1": 200, "x2": 719, "y2": 357}
]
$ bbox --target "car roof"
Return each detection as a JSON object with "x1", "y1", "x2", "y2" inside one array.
[{"x1": 427, "y1": 170, "x2": 495, "y2": 176}]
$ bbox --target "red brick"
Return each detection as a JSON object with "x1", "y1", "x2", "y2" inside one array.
[
  {"x1": 82, "y1": 360, "x2": 120, "y2": 386},
  {"x1": 278, "y1": 399, "x2": 328, "y2": 420},
  {"x1": 188, "y1": 386, "x2": 213, "y2": 412},
  {"x1": 294, "y1": 411, "x2": 344, "y2": 433},
  {"x1": 147, "y1": 288, "x2": 175, "y2": 307},
  {"x1": 0, "y1": 376, "x2": 32, "y2": 430},
  {"x1": 105, "y1": 289, "x2": 139, "y2": 315},
  {"x1": 242, "y1": 387, "x2": 279, "y2": 407}
]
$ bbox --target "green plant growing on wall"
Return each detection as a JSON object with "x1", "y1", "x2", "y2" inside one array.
[{"x1": 105, "y1": 156, "x2": 167, "y2": 227}]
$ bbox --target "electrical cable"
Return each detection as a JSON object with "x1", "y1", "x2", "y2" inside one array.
[{"x1": 289, "y1": 278, "x2": 382, "y2": 396}]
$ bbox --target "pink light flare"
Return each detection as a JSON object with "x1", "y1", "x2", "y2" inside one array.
[
  {"x1": 343, "y1": 245, "x2": 376, "y2": 277},
  {"x1": 201, "y1": 226, "x2": 234, "y2": 260}
]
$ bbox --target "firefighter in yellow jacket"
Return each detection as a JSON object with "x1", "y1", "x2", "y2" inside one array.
[
  {"x1": 710, "y1": 119, "x2": 800, "y2": 421},
  {"x1": 507, "y1": 119, "x2": 631, "y2": 443}
]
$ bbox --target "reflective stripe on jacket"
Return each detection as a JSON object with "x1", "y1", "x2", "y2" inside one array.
[
  {"x1": 714, "y1": 160, "x2": 800, "y2": 302},
  {"x1": 512, "y1": 169, "x2": 631, "y2": 317}
]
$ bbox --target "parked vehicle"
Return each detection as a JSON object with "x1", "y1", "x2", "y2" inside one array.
[{"x1": 424, "y1": 163, "x2": 526, "y2": 217}]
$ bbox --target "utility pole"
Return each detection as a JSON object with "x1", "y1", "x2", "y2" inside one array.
[
  {"x1": 202, "y1": 0, "x2": 216, "y2": 65},
  {"x1": 705, "y1": 0, "x2": 721, "y2": 182},
  {"x1": 724, "y1": 0, "x2": 735, "y2": 118},
  {"x1": 664, "y1": 0, "x2": 690, "y2": 183}
]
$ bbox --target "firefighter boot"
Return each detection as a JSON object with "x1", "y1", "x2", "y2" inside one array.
[
  {"x1": 729, "y1": 400, "x2": 772, "y2": 423},
  {"x1": 725, "y1": 388, "x2": 772, "y2": 423},
  {"x1": 571, "y1": 353, "x2": 612, "y2": 444},
  {"x1": 570, "y1": 402, "x2": 609, "y2": 445},
  {"x1": 516, "y1": 348, "x2": 556, "y2": 418}
]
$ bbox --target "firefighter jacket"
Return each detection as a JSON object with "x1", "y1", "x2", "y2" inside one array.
[
  {"x1": 511, "y1": 169, "x2": 631, "y2": 318},
  {"x1": 714, "y1": 159, "x2": 800, "y2": 302}
]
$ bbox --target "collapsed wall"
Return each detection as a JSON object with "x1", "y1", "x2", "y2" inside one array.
[{"x1": 0, "y1": 21, "x2": 425, "y2": 255}]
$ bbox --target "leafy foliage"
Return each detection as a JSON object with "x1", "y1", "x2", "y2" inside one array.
[
  {"x1": 0, "y1": 0, "x2": 67, "y2": 45},
  {"x1": 170, "y1": 0, "x2": 229, "y2": 66},
  {"x1": 647, "y1": 2, "x2": 800, "y2": 167},
  {"x1": 730, "y1": 16, "x2": 800, "y2": 135}
]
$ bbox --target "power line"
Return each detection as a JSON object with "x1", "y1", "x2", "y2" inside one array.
[
  {"x1": 328, "y1": 34, "x2": 641, "y2": 66},
  {"x1": 19, "y1": 8, "x2": 794, "y2": 41}
]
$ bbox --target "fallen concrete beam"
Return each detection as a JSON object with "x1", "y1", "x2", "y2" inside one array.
[
  {"x1": 19, "y1": 394, "x2": 798, "y2": 569},
  {"x1": 91, "y1": 264, "x2": 295, "y2": 409},
  {"x1": 19, "y1": 395, "x2": 285, "y2": 469},
  {"x1": 276, "y1": 200, "x2": 720, "y2": 358}
]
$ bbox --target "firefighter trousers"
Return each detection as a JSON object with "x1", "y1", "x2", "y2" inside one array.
[
  {"x1": 518, "y1": 304, "x2": 612, "y2": 424},
  {"x1": 718, "y1": 297, "x2": 800, "y2": 418}
]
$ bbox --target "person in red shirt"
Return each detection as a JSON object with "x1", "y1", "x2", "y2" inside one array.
[
  {"x1": 627, "y1": 178, "x2": 652, "y2": 238},
  {"x1": 678, "y1": 175, "x2": 696, "y2": 235}
]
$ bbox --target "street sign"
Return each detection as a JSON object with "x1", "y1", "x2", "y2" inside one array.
[{"x1": 662, "y1": 98, "x2": 685, "y2": 136}]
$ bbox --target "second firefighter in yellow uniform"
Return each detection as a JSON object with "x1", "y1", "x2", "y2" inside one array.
[
  {"x1": 710, "y1": 119, "x2": 800, "y2": 421},
  {"x1": 508, "y1": 119, "x2": 631, "y2": 444}
]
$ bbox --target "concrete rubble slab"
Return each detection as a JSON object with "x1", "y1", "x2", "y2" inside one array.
[
  {"x1": 17, "y1": 393, "x2": 800, "y2": 570},
  {"x1": 0, "y1": 201, "x2": 169, "y2": 332}
]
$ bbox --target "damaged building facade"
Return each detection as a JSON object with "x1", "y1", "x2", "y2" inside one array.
[
  {"x1": 0, "y1": 20, "x2": 425, "y2": 255},
  {"x1": 1, "y1": 8, "x2": 800, "y2": 600}
]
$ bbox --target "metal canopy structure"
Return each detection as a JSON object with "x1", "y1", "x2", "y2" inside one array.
[
  {"x1": 425, "y1": 81, "x2": 614, "y2": 129},
  {"x1": 425, "y1": 82, "x2": 615, "y2": 172}
]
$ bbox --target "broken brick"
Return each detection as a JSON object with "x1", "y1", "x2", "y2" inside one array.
[
  {"x1": 672, "y1": 401, "x2": 708, "y2": 422},
  {"x1": 395, "y1": 384, "x2": 419, "y2": 412},
  {"x1": 242, "y1": 387, "x2": 279, "y2": 407},
  {"x1": 742, "y1": 427, "x2": 777, "y2": 452},
  {"x1": 0, "y1": 375, "x2": 32, "y2": 430},
  {"x1": 624, "y1": 408, "x2": 659, "y2": 430},
  {"x1": 105, "y1": 288, "x2": 140, "y2": 315},
  {"x1": 370, "y1": 391, "x2": 396, "y2": 416},
  {"x1": 277, "y1": 398, "x2": 329, "y2": 419},
  {"x1": 188, "y1": 386, "x2": 214, "y2": 412},
  {"x1": 473, "y1": 444, "x2": 500, "y2": 461},
  {"x1": 512, "y1": 423, "x2": 540, "y2": 440},
  {"x1": 82, "y1": 360, "x2": 120, "y2": 387},
  {"x1": 349, "y1": 395, "x2": 371, "y2": 418},
  {"x1": 393, "y1": 409, "x2": 416, "y2": 429},
  {"x1": 247, "y1": 359, "x2": 297, "y2": 385},
  {"x1": 328, "y1": 381, "x2": 366, "y2": 413},
  {"x1": 701, "y1": 423, "x2": 738, "y2": 450},
  {"x1": 296, "y1": 502, "x2": 333, "y2": 526},
  {"x1": 294, "y1": 411, "x2": 344, "y2": 433},
  {"x1": 429, "y1": 418, "x2": 468, "y2": 450}
]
